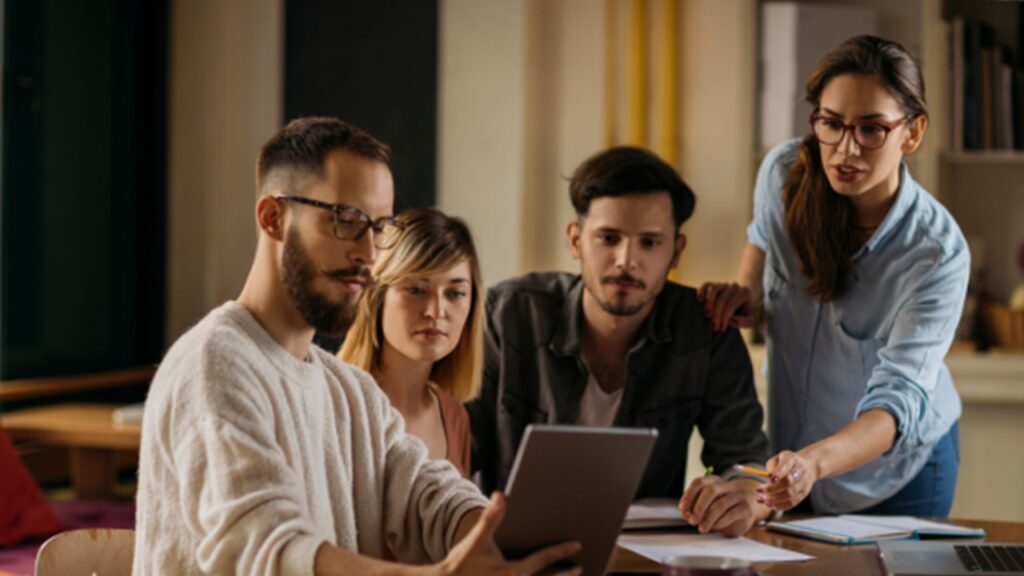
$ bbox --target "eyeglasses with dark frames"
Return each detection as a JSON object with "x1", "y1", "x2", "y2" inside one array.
[
  {"x1": 272, "y1": 195, "x2": 403, "y2": 249},
  {"x1": 809, "y1": 112, "x2": 908, "y2": 150}
]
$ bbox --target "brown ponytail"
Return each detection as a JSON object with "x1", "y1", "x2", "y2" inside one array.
[
  {"x1": 784, "y1": 136, "x2": 858, "y2": 301},
  {"x1": 783, "y1": 35, "x2": 928, "y2": 301}
]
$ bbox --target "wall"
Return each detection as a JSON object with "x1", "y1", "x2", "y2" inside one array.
[
  {"x1": 674, "y1": 0, "x2": 758, "y2": 286},
  {"x1": 167, "y1": 0, "x2": 283, "y2": 340},
  {"x1": 439, "y1": 0, "x2": 757, "y2": 288}
]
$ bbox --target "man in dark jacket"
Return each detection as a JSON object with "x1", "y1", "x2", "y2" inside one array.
[{"x1": 468, "y1": 146, "x2": 772, "y2": 537}]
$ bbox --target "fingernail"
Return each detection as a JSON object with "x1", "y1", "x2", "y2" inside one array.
[
  {"x1": 756, "y1": 497, "x2": 765, "y2": 504},
  {"x1": 770, "y1": 475, "x2": 779, "y2": 483}
]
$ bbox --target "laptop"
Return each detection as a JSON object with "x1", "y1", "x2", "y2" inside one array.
[
  {"x1": 879, "y1": 540, "x2": 1024, "y2": 575},
  {"x1": 494, "y1": 424, "x2": 658, "y2": 576}
]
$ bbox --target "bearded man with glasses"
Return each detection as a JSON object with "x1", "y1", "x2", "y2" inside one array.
[{"x1": 133, "y1": 117, "x2": 580, "y2": 576}]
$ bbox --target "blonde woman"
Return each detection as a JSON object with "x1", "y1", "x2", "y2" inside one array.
[{"x1": 340, "y1": 208, "x2": 482, "y2": 477}]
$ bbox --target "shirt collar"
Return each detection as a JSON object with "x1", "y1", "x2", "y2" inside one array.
[
  {"x1": 549, "y1": 276, "x2": 674, "y2": 357},
  {"x1": 853, "y1": 162, "x2": 920, "y2": 260}
]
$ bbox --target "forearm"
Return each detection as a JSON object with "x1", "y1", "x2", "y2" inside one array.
[
  {"x1": 799, "y1": 409, "x2": 897, "y2": 480},
  {"x1": 314, "y1": 542, "x2": 433, "y2": 576}
]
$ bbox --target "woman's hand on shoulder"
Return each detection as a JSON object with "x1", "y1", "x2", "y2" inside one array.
[{"x1": 697, "y1": 282, "x2": 758, "y2": 332}]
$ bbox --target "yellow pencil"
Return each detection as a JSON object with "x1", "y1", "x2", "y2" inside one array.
[{"x1": 732, "y1": 464, "x2": 771, "y2": 478}]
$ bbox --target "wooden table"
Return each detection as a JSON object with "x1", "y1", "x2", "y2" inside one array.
[
  {"x1": 608, "y1": 518, "x2": 1024, "y2": 574},
  {"x1": 1, "y1": 403, "x2": 141, "y2": 499}
]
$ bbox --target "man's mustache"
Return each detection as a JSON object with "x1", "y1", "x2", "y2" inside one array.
[
  {"x1": 602, "y1": 274, "x2": 645, "y2": 289},
  {"x1": 324, "y1": 267, "x2": 373, "y2": 284}
]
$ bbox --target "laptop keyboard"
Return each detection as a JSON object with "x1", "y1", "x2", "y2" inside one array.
[{"x1": 954, "y1": 545, "x2": 1024, "y2": 573}]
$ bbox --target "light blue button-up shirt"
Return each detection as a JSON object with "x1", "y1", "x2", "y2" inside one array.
[{"x1": 747, "y1": 139, "x2": 969, "y2": 514}]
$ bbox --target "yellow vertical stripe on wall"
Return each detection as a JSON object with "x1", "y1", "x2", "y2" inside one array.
[
  {"x1": 658, "y1": 0, "x2": 679, "y2": 166},
  {"x1": 626, "y1": 0, "x2": 648, "y2": 146},
  {"x1": 604, "y1": 0, "x2": 619, "y2": 148}
]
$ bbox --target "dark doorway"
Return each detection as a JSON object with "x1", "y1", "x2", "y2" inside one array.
[
  {"x1": 1, "y1": 0, "x2": 168, "y2": 379},
  {"x1": 284, "y1": 0, "x2": 439, "y2": 212}
]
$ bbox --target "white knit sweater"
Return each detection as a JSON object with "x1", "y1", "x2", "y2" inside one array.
[{"x1": 133, "y1": 302, "x2": 488, "y2": 575}]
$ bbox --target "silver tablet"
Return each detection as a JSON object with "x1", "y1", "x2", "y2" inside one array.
[{"x1": 494, "y1": 424, "x2": 658, "y2": 576}]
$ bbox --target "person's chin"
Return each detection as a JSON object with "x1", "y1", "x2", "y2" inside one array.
[
  {"x1": 398, "y1": 345, "x2": 446, "y2": 364},
  {"x1": 827, "y1": 173, "x2": 878, "y2": 198}
]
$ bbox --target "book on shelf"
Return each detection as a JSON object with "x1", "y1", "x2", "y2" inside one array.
[
  {"x1": 950, "y1": 16, "x2": 965, "y2": 152},
  {"x1": 1003, "y1": 62, "x2": 1015, "y2": 150},
  {"x1": 952, "y1": 15, "x2": 1022, "y2": 151}
]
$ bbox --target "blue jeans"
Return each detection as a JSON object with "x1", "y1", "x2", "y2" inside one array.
[
  {"x1": 857, "y1": 420, "x2": 960, "y2": 517},
  {"x1": 791, "y1": 421, "x2": 960, "y2": 517}
]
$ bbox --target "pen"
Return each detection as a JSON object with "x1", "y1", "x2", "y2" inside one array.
[{"x1": 732, "y1": 464, "x2": 771, "y2": 478}]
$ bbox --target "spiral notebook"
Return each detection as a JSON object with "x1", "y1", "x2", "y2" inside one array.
[{"x1": 767, "y1": 515, "x2": 986, "y2": 545}]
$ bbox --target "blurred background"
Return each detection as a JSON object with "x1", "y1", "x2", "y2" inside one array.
[{"x1": 0, "y1": 0, "x2": 1021, "y2": 524}]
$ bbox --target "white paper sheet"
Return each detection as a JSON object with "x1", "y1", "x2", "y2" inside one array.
[
  {"x1": 617, "y1": 532, "x2": 814, "y2": 564},
  {"x1": 623, "y1": 498, "x2": 688, "y2": 530}
]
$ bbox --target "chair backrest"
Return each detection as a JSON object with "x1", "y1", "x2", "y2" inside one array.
[{"x1": 35, "y1": 528, "x2": 135, "y2": 576}]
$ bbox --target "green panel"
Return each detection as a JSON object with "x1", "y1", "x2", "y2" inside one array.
[{"x1": 1, "y1": 0, "x2": 167, "y2": 379}]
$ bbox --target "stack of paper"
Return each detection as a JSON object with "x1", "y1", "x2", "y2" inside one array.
[
  {"x1": 112, "y1": 402, "x2": 145, "y2": 426},
  {"x1": 618, "y1": 532, "x2": 814, "y2": 564},
  {"x1": 622, "y1": 499, "x2": 688, "y2": 530}
]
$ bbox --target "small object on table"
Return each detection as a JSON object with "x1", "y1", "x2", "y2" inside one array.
[
  {"x1": 1010, "y1": 283, "x2": 1024, "y2": 312},
  {"x1": 661, "y1": 555, "x2": 756, "y2": 576}
]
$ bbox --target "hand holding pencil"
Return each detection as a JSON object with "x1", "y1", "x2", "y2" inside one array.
[{"x1": 757, "y1": 451, "x2": 818, "y2": 511}]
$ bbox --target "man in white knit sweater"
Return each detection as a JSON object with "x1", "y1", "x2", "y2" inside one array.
[{"x1": 134, "y1": 118, "x2": 580, "y2": 576}]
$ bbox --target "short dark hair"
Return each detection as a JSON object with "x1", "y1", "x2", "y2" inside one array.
[
  {"x1": 568, "y1": 146, "x2": 696, "y2": 230},
  {"x1": 256, "y1": 117, "x2": 391, "y2": 193}
]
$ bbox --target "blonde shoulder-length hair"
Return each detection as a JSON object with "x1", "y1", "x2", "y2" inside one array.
[{"x1": 339, "y1": 208, "x2": 483, "y2": 402}]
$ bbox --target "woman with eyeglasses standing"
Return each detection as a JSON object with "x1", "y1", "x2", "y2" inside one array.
[
  {"x1": 699, "y1": 35, "x2": 968, "y2": 517},
  {"x1": 339, "y1": 208, "x2": 482, "y2": 483}
]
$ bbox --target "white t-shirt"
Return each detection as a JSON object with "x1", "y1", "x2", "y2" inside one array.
[{"x1": 576, "y1": 372, "x2": 624, "y2": 427}]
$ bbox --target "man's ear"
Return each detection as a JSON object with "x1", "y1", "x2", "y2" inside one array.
[
  {"x1": 567, "y1": 220, "x2": 582, "y2": 260},
  {"x1": 256, "y1": 195, "x2": 286, "y2": 241},
  {"x1": 901, "y1": 115, "x2": 928, "y2": 154},
  {"x1": 670, "y1": 232, "x2": 687, "y2": 270}
]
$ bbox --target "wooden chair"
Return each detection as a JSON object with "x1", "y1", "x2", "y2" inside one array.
[{"x1": 35, "y1": 528, "x2": 135, "y2": 576}]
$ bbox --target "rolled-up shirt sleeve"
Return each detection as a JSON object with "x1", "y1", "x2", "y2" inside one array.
[{"x1": 855, "y1": 245, "x2": 970, "y2": 455}]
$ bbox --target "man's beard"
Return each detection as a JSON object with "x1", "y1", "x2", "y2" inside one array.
[
  {"x1": 584, "y1": 272, "x2": 654, "y2": 317},
  {"x1": 281, "y1": 228, "x2": 370, "y2": 338}
]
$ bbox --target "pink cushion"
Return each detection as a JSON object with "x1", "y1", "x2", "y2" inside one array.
[
  {"x1": 0, "y1": 426, "x2": 63, "y2": 547},
  {"x1": 0, "y1": 500, "x2": 135, "y2": 576}
]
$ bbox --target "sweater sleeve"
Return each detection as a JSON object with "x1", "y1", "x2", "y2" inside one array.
[
  {"x1": 167, "y1": 374, "x2": 325, "y2": 576},
  {"x1": 377, "y1": 384, "x2": 489, "y2": 564}
]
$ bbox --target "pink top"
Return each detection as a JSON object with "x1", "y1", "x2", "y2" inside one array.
[{"x1": 430, "y1": 383, "x2": 471, "y2": 478}]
